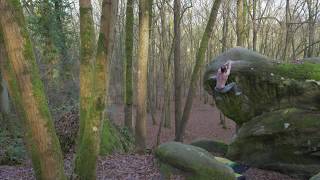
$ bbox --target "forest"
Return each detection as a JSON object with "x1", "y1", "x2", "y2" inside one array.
[{"x1": 0, "y1": 0, "x2": 320, "y2": 179}]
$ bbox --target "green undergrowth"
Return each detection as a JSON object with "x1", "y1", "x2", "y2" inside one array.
[
  {"x1": 0, "y1": 121, "x2": 26, "y2": 165},
  {"x1": 100, "y1": 120, "x2": 134, "y2": 155}
]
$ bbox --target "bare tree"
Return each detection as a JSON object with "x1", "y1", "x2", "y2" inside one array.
[
  {"x1": 173, "y1": 0, "x2": 182, "y2": 137},
  {"x1": 124, "y1": 0, "x2": 134, "y2": 131},
  {"x1": 237, "y1": 0, "x2": 246, "y2": 46},
  {"x1": 135, "y1": 0, "x2": 150, "y2": 152},
  {"x1": 176, "y1": 0, "x2": 222, "y2": 142}
]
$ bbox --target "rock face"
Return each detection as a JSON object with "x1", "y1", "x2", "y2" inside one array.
[
  {"x1": 203, "y1": 48, "x2": 320, "y2": 178},
  {"x1": 204, "y1": 48, "x2": 320, "y2": 125},
  {"x1": 310, "y1": 172, "x2": 320, "y2": 180},
  {"x1": 228, "y1": 108, "x2": 320, "y2": 178},
  {"x1": 155, "y1": 142, "x2": 236, "y2": 180},
  {"x1": 190, "y1": 138, "x2": 229, "y2": 155}
]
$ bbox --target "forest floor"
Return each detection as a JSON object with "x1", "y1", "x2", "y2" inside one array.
[{"x1": 0, "y1": 98, "x2": 301, "y2": 180}]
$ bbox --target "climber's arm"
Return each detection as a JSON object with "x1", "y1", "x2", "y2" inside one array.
[{"x1": 226, "y1": 61, "x2": 232, "y2": 75}]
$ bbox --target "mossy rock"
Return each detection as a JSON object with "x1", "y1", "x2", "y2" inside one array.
[
  {"x1": 203, "y1": 48, "x2": 320, "y2": 125},
  {"x1": 155, "y1": 142, "x2": 236, "y2": 180},
  {"x1": 303, "y1": 57, "x2": 320, "y2": 64},
  {"x1": 190, "y1": 138, "x2": 229, "y2": 155},
  {"x1": 227, "y1": 108, "x2": 320, "y2": 179},
  {"x1": 310, "y1": 172, "x2": 320, "y2": 180}
]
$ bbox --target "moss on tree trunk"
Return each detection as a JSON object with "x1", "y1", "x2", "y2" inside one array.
[
  {"x1": 124, "y1": 0, "x2": 134, "y2": 131},
  {"x1": 74, "y1": 0, "x2": 99, "y2": 179},
  {"x1": 0, "y1": 1, "x2": 66, "y2": 179}
]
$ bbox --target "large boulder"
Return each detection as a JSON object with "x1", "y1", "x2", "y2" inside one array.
[
  {"x1": 203, "y1": 48, "x2": 320, "y2": 178},
  {"x1": 155, "y1": 142, "x2": 236, "y2": 180},
  {"x1": 303, "y1": 57, "x2": 320, "y2": 64},
  {"x1": 227, "y1": 108, "x2": 320, "y2": 179},
  {"x1": 310, "y1": 172, "x2": 320, "y2": 180},
  {"x1": 203, "y1": 48, "x2": 320, "y2": 125},
  {"x1": 190, "y1": 138, "x2": 229, "y2": 156}
]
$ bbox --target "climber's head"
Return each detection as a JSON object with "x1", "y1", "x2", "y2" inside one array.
[{"x1": 220, "y1": 65, "x2": 227, "y2": 73}]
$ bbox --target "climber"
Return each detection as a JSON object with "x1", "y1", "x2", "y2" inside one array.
[{"x1": 209, "y1": 60, "x2": 242, "y2": 96}]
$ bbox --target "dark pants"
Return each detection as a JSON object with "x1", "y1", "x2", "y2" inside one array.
[{"x1": 214, "y1": 82, "x2": 241, "y2": 95}]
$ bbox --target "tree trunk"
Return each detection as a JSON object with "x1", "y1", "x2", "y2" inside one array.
[
  {"x1": 236, "y1": 0, "x2": 245, "y2": 46},
  {"x1": 219, "y1": 112, "x2": 227, "y2": 129},
  {"x1": 135, "y1": 0, "x2": 150, "y2": 152},
  {"x1": 124, "y1": 0, "x2": 134, "y2": 131},
  {"x1": 74, "y1": 0, "x2": 101, "y2": 178},
  {"x1": 282, "y1": 0, "x2": 291, "y2": 62},
  {"x1": 252, "y1": 0, "x2": 257, "y2": 51},
  {"x1": 159, "y1": 2, "x2": 172, "y2": 129},
  {"x1": 307, "y1": 0, "x2": 316, "y2": 57},
  {"x1": 53, "y1": 0, "x2": 72, "y2": 80},
  {"x1": 0, "y1": 1, "x2": 66, "y2": 179},
  {"x1": 148, "y1": 0, "x2": 157, "y2": 125},
  {"x1": 175, "y1": 0, "x2": 222, "y2": 142},
  {"x1": 173, "y1": 0, "x2": 182, "y2": 139},
  {"x1": 221, "y1": 0, "x2": 230, "y2": 53},
  {"x1": 93, "y1": 0, "x2": 113, "y2": 164}
]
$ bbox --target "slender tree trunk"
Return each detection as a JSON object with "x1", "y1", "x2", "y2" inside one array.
[
  {"x1": 291, "y1": 32, "x2": 296, "y2": 60},
  {"x1": 94, "y1": 0, "x2": 113, "y2": 160},
  {"x1": 0, "y1": 1, "x2": 66, "y2": 179},
  {"x1": 219, "y1": 112, "x2": 227, "y2": 129},
  {"x1": 283, "y1": 0, "x2": 291, "y2": 61},
  {"x1": 39, "y1": 1, "x2": 63, "y2": 96},
  {"x1": 147, "y1": 0, "x2": 157, "y2": 125},
  {"x1": 124, "y1": 0, "x2": 134, "y2": 131},
  {"x1": 236, "y1": 0, "x2": 245, "y2": 46},
  {"x1": 307, "y1": 0, "x2": 316, "y2": 57},
  {"x1": 175, "y1": 0, "x2": 222, "y2": 142},
  {"x1": 173, "y1": 0, "x2": 182, "y2": 139},
  {"x1": 252, "y1": 0, "x2": 257, "y2": 51},
  {"x1": 53, "y1": 0, "x2": 72, "y2": 80},
  {"x1": 163, "y1": 68, "x2": 171, "y2": 128},
  {"x1": 135, "y1": 0, "x2": 150, "y2": 152},
  {"x1": 74, "y1": 0, "x2": 101, "y2": 178},
  {"x1": 244, "y1": 0, "x2": 251, "y2": 49},
  {"x1": 159, "y1": 2, "x2": 171, "y2": 129},
  {"x1": 261, "y1": 26, "x2": 269, "y2": 55},
  {"x1": 221, "y1": 0, "x2": 230, "y2": 52}
]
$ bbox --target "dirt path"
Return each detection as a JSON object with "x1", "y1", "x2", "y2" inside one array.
[{"x1": 110, "y1": 98, "x2": 236, "y2": 147}]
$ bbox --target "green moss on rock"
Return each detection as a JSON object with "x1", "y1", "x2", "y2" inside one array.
[
  {"x1": 310, "y1": 172, "x2": 320, "y2": 180},
  {"x1": 155, "y1": 142, "x2": 236, "y2": 180},
  {"x1": 204, "y1": 48, "x2": 320, "y2": 125},
  {"x1": 204, "y1": 48, "x2": 320, "y2": 178},
  {"x1": 190, "y1": 138, "x2": 229, "y2": 155},
  {"x1": 227, "y1": 108, "x2": 320, "y2": 179},
  {"x1": 276, "y1": 63, "x2": 320, "y2": 81}
]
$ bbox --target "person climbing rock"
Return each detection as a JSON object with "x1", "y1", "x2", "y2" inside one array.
[{"x1": 210, "y1": 60, "x2": 242, "y2": 96}]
